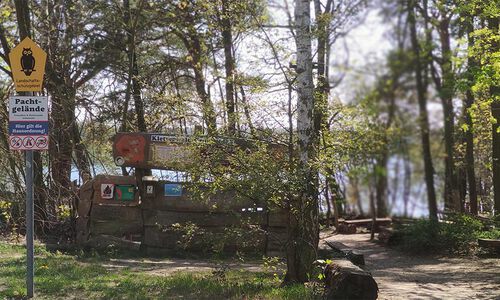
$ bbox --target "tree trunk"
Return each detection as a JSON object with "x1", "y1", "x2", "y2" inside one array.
[
  {"x1": 407, "y1": 0, "x2": 438, "y2": 220},
  {"x1": 375, "y1": 153, "x2": 389, "y2": 217},
  {"x1": 369, "y1": 175, "x2": 376, "y2": 240},
  {"x1": 403, "y1": 150, "x2": 411, "y2": 217},
  {"x1": 492, "y1": 98, "x2": 500, "y2": 215},
  {"x1": 285, "y1": 0, "x2": 319, "y2": 284},
  {"x1": 49, "y1": 88, "x2": 76, "y2": 203},
  {"x1": 464, "y1": 46, "x2": 478, "y2": 214},
  {"x1": 132, "y1": 52, "x2": 146, "y2": 132},
  {"x1": 73, "y1": 122, "x2": 91, "y2": 180},
  {"x1": 375, "y1": 86, "x2": 396, "y2": 218},
  {"x1": 123, "y1": 0, "x2": 147, "y2": 133},
  {"x1": 349, "y1": 174, "x2": 364, "y2": 216},
  {"x1": 191, "y1": 36, "x2": 216, "y2": 134},
  {"x1": 239, "y1": 87, "x2": 256, "y2": 137},
  {"x1": 488, "y1": 17, "x2": 500, "y2": 214},
  {"x1": 324, "y1": 179, "x2": 332, "y2": 228},
  {"x1": 436, "y1": 10, "x2": 458, "y2": 211},
  {"x1": 221, "y1": 0, "x2": 236, "y2": 135},
  {"x1": 327, "y1": 175, "x2": 340, "y2": 228}
]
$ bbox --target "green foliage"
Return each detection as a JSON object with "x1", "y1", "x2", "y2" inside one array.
[
  {"x1": 263, "y1": 256, "x2": 286, "y2": 281},
  {"x1": 398, "y1": 214, "x2": 484, "y2": 254},
  {"x1": 185, "y1": 138, "x2": 297, "y2": 210},
  {"x1": 0, "y1": 200, "x2": 11, "y2": 226},
  {"x1": 171, "y1": 221, "x2": 265, "y2": 256}
]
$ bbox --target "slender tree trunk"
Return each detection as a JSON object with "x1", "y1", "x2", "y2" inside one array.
[
  {"x1": 132, "y1": 54, "x2": 146, "y2": 132},
  {"x1": 369, "y1": 174, "x2": 376, "y2": 240},
  {"x1": 221, "y1": 0, "x2": 236, "y2": 135},
  {"x1": 487, "y1": 17, "x2": 500, "y2": 214},
  {"x1": 403, "y1": 152, "x2": 411, "y2": 217},
  {"x1": 314, "y1": 0, "x2": 343, "y2": 224},
  {"x1": 408, "y1": 0, "x2": 438, "y2": 220},
  {"x1": 324, "y1": 179, "x2": 332, "y2": 227},
  {"x1": 73, "y1": 122, "x2": 91, "y2": 179},
  {"x1": 375, "y1": 87, "x2": 396, "y2": 218},
  {"x1": 49, "y1": 88, "x2": 75, "y2": 201},
  {"x1": 464, "y1": 26, "x2": 478, "y2": 213},
  {"x1": 239, "y1": 87, "x2": 255, "y2": 137},
  {"x1": 375, "y1": 153, "x2": 389, "y2": 217},
  {"x1": 191, "y1": 35, "x2": 216, "y2": 134},
  {"x1": 435, "y1": 9, "x2": 458, "y2": 211},
  {"x1": 123, "y1": 0, "x2": 147, "y2": 133},
  {"x1": 285, "y1": 0, "x2": 318, "y2": 284},
  {"x1": 328, "y1": 175, "x2": 340, "y2": 228},
  {"x1": 349, "y1": 174, "x2": 364, "y2": 216},
  {"x1": 493, "y1": 101, "x2": 500, "y2": 214}
]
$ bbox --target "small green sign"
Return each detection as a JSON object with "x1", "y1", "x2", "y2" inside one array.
[{"x1": 115, "y1": 184, "x2": 135, "y2": 201}]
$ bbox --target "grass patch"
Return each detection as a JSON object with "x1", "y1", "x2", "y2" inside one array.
[{"x1": 0, "y1": 242, "x2": 320, "y2": 299}]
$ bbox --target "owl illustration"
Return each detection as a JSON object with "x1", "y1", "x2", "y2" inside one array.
[{"x1": 21, "y1": 47, "x2": 35, "y2": 76}]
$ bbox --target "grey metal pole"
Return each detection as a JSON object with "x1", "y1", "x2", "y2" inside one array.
[{"x1": 26, "y1": 149, "x2": 34, "y2": 298}]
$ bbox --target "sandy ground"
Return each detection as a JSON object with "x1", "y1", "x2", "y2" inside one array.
[{"x1": 321, "y1": 233, "x2": 500, "y2": 300}]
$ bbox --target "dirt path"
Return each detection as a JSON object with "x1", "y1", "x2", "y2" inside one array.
[{"x1": 321, "y1": 233, "x2": 500, "y2": 300}]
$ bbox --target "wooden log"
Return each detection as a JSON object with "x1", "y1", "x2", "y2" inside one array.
[
  {"x1": 141, "y1": 189, "x2": 262, "y2": 212},
  {"x1": 325, "y1": 240, "x2": 365, "y2": 266},
  {"x1": 86, "y1": 234, "x2": 141, "y2": 251},
  {"x1": 90, "y1": 219, "x2": 143, "y2": 236},
  {"x1": 342, "y1": 218, "x2": 392, "y2": 226},
  {"x1": 142, "y1": 210, "x2": 266, "y2": 227},
  {"x1": 478, "y1": 238, "x2": 500, "y2": 250},
  {"x1": 324, "y1": 260, "x2": 378, "y2": 300},
  {"x1": 91, "y1": 204, "x2": 142, "y2": 221}
]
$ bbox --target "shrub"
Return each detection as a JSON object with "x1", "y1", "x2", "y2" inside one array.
[
  {"x1": 398, "y1": 219, "x2": 444, "y2": 254},
  {"x1": 398, "y1": 214, "x2": 483, "y2": 255},
  {"x1": 440, "y1": 214, "x2": 483, "y2": 253}
]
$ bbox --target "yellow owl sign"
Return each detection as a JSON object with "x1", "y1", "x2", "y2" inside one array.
[{"x1": 8, "y1": 37, "x2": 47, "y2": 92}]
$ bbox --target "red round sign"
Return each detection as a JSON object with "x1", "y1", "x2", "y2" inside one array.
[
  {"x1": 35, "y1": 136, "x2": 47, "y2": 148},
  {"x1": 23, "y1": 137, "x2": 35, "y2": 148},
  {"x1": 9, "y1": 136, "x2": 22, "y2": 149}
]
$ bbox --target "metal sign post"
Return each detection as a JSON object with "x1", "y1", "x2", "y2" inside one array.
[
  {"x1": 26, "y1": 148, "x2": 34, "y2": 298},
  {"x1": 8, "y1": 37, "x2": 47, "y2": 299}
]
